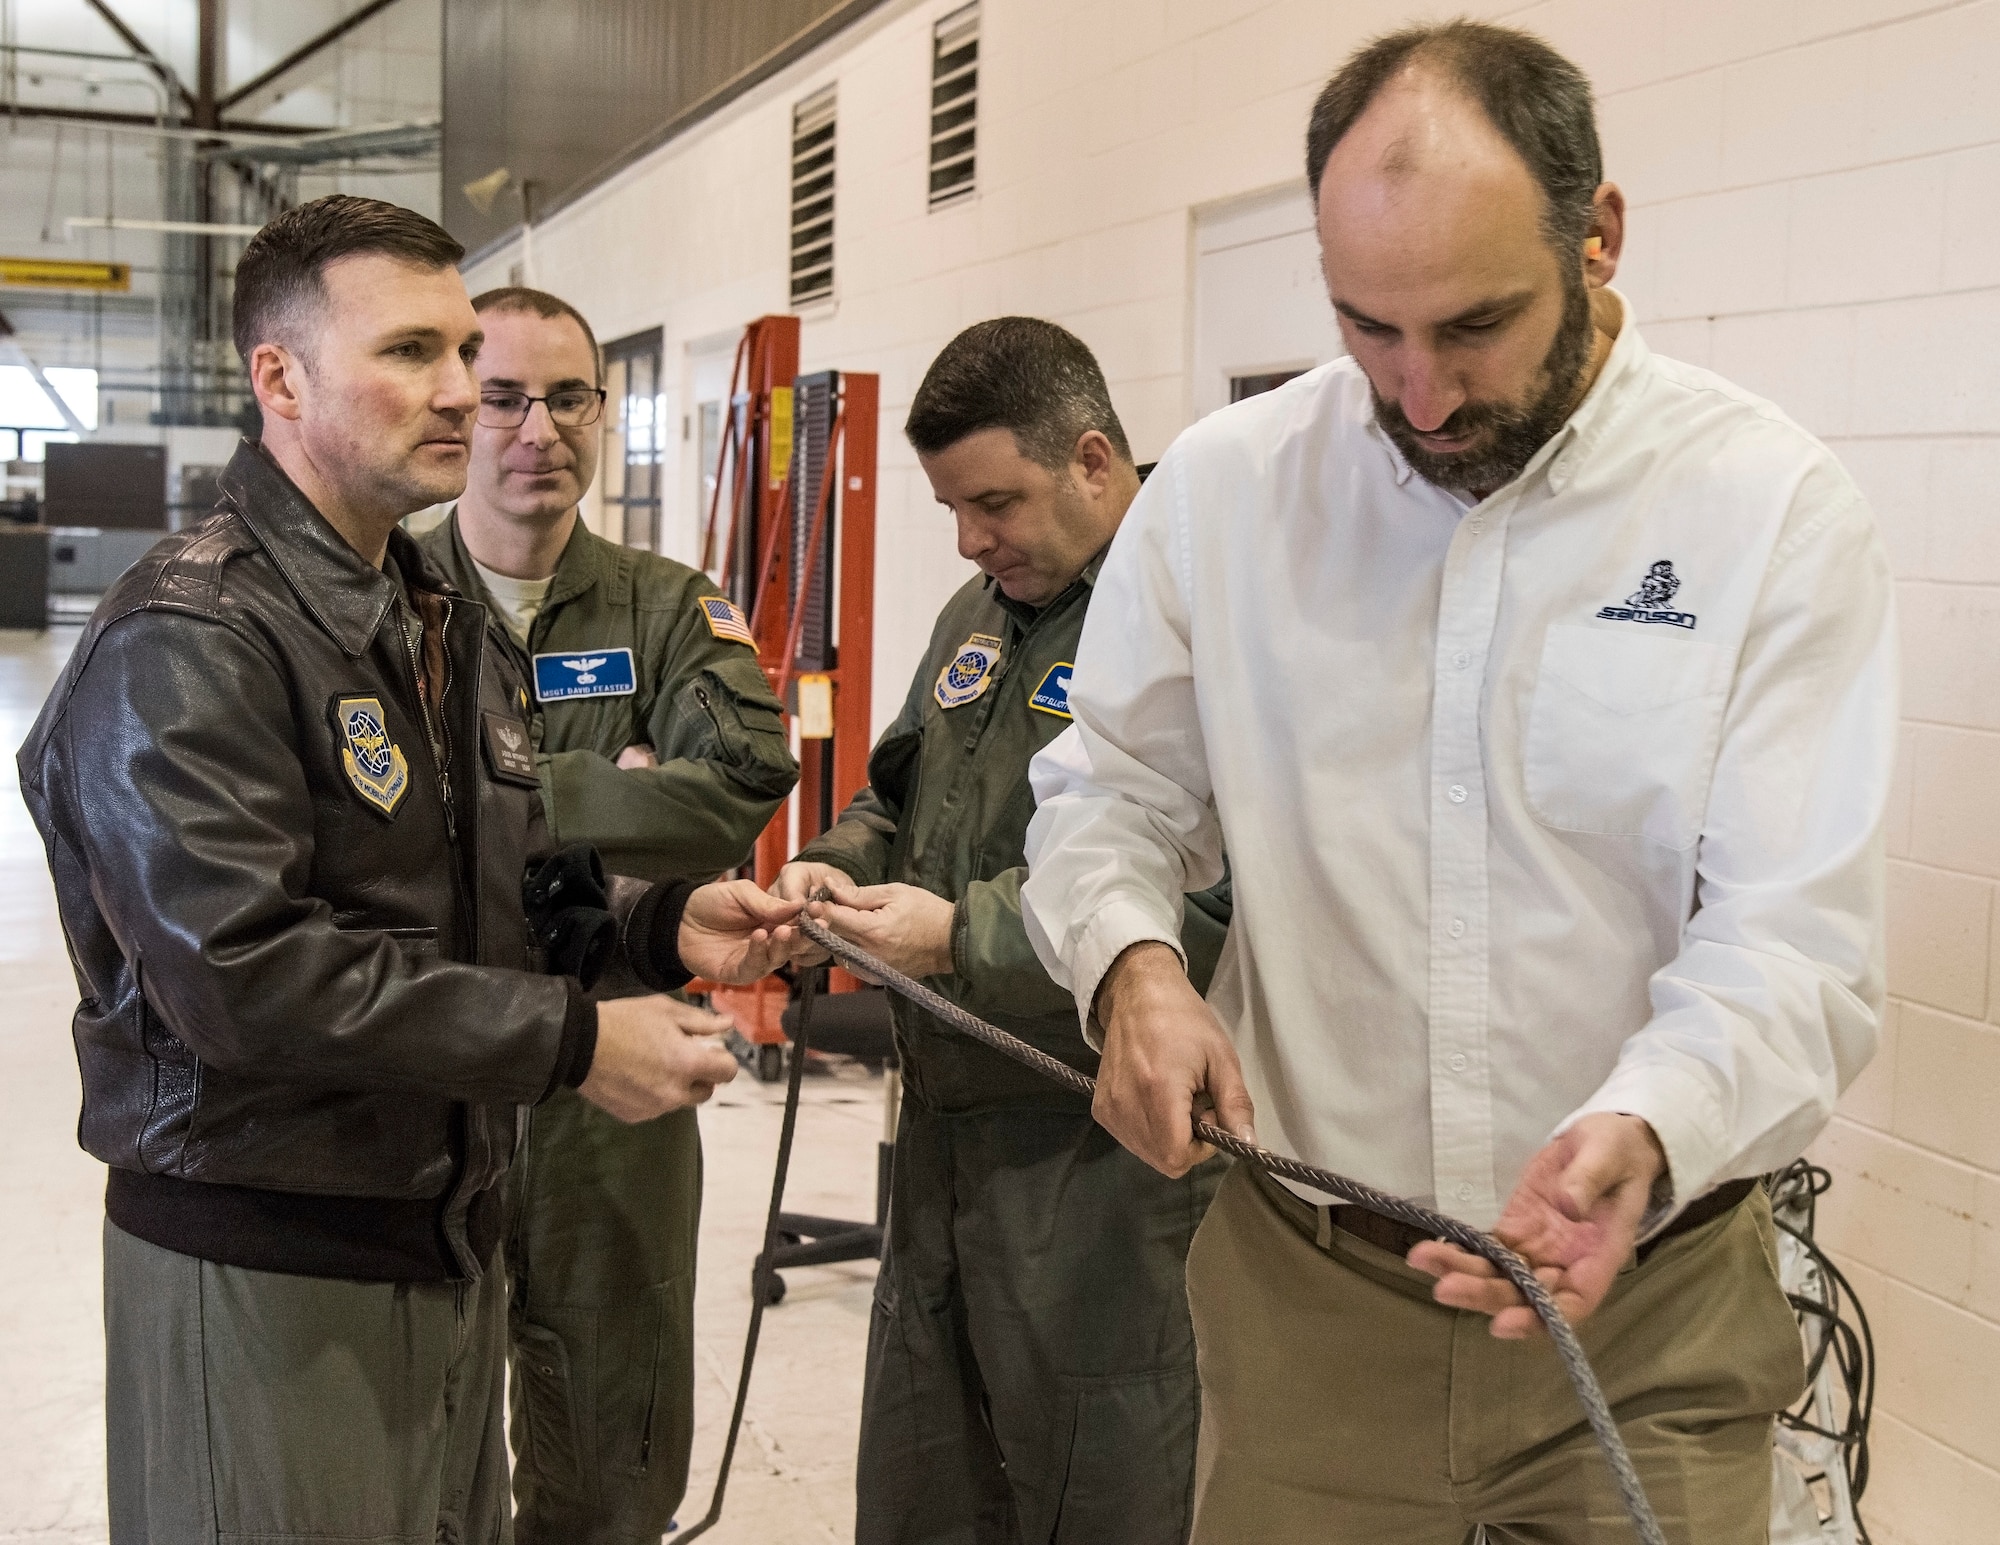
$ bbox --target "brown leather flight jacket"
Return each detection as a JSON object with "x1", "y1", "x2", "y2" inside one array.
[{"x1": 18, "y1": 441, "x2": 590, "y2": 1280}]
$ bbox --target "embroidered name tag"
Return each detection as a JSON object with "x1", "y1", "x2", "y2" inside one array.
[
  {"x1": 532, "y1": 647, "x2": 637, "y2": 702},
  {"x1": 1028, "y1": 661, "x2": 1074, "y2": 719},
  {"x1": 334, "y1": 695, "x2": 410, "y2": 817},
  {"x1": 935, "y1": 632, "x2": 1002, "y2": 710},
  {"x1": 481, "y1": 711, "x2": 541, "y2": 787}
]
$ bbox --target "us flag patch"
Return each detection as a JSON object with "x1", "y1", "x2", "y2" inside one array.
[{"x1": 699, "y1": 595, "x2": 755, "y2": 646}]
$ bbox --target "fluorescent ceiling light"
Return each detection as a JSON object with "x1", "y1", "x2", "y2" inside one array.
[{"x1": 0, "y1": 366, "x2": 99, "y2": 430}]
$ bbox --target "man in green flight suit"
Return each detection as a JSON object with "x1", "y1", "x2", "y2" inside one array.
[
  {"x1": 420, "y1": 286, "x2": 799, "y2": 1544},
  {"x1": 780, "y1": 317, "x2": 1230, "y2": 1545}
]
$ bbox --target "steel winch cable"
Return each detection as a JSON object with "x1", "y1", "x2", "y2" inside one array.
[{"x1": 791, "y1": 912, "x2": 1670, "y2": 1545}]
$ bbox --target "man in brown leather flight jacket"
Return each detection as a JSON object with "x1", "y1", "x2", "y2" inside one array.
[{"x1": 17, "y1": 196, "x2": 805, "y2": 1545}]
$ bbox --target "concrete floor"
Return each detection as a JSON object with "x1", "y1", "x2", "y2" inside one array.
[{"x1": 0, "y1": 624, "x2": 880, "y2": 1544}]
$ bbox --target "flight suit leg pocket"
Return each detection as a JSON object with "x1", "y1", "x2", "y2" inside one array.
[
  {"x1": 510, "y1": 1316, "x2": 586, "y2": 1512},
  {"x1": 1048, "y1": 1366, "x2": 1201, "y2": 1545}
]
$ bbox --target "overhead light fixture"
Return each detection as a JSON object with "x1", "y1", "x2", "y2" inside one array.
[{"x1": 462, "y1": 167, "x2": 512, "y2": 215}]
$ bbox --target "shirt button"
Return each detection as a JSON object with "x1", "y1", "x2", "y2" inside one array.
[
  {"x1": 1456, "y1": 1182, "x2": 1474, "y2": 1202},
  {"x1": 1452, "y1": 650, "x2": 1470, "y2": 669},
  {"x1": 1447, "y1": 784, "x2": 1468, "y2": 804},
  {"x1": 1448, "y1": 1053, "x2": 1468, "y2": 1073},
  {"x1": 1449, "y1": 918, "x2": 1466, "y2": 938}
]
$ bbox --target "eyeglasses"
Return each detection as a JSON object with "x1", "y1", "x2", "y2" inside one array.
[{"x1": 477, "y1": 388, "x2": 607, "y2": 430}]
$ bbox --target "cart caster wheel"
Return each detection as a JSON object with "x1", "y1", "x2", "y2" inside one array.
[
  {"x1": 757, "y1": 1043, "x2": 784, "y2": 1082},
  {"x1": 759, "y1": 1269, "x2": 787, "y2": 1306}
]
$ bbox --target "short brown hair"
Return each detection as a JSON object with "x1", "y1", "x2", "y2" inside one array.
[
  {"x1": 232, "y1": 194, "x2": 464, "y2": 363},
  {"x1": 905, "y1": 317, "x2": 1132, "y2": 470},
  {"x1": 469, "y1": 286, "x2": 602, "y2": 384},
  {"x1": 1305, "y1": 20, "x2": 1602, "y2": 255}
]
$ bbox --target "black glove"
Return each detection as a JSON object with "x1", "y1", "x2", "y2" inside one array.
[{"x1": 523, "y1": 843, "x2": 617, "y2": 990}]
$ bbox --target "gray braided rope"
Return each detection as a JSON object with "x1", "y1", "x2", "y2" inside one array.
[{"x1": 798, "y1": 913, "x2": 1668, "y2": 1545}]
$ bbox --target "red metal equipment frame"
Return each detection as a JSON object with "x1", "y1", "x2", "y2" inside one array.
[{"x1": 691, "y1": 317, "x2": 877, "y2": 1071}]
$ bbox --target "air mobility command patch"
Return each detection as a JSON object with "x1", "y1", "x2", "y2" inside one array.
[
  {"x1": 532, "y1": 647, "x2": 637, "y2": 703},
  {"x1": 335, "y1": 695, "x2": 410, "y2": 817},
  {"x1": 699, "y1": 595, "x2": 756, "y2": 647},
  {"x1": 1028, "y1": 661, "x2": 1074, "y2": 719},
  {"x1": 935, "y1": 632, "x2": 1003, "y2": 710}
]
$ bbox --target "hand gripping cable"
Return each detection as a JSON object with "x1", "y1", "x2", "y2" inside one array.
[{"x1": 789, "y1": 913, "x2": 1671, "y2": 1545}]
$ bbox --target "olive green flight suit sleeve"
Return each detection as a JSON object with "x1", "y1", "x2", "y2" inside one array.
[
  {"x1": 792, "y1": 635, "x2": 935, "y2": 889},
  {"x1": 951, "y1": 863, "x2": 1232, "y2": 1023},
  {"x1": 539, "y1": 584, "x2": 798, "y2": 883}
]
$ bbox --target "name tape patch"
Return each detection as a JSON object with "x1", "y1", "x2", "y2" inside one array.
[
  {"x1": 533, "y1": 646, "x2": 637, "y2": 703},
  {"x1": 334, "y1": 695, "x2": 410, "y2": 817},
  {"x1": 481, "y1": 711, "x2": 541, "y2": 787},
  {"x1": 1028, "y1": 661, "x2": 1074, "y2": 719},
  {"x1": 935, "y1": 632, "x2": 1003, "y2": 710},
  {"x1": 699, "y1": 595, "x2": 756, "y2": 647}
]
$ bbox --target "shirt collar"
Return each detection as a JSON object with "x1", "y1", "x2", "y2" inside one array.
[
  {"x1": 438, "y1": 505, "x2": 605, "y2": 615},
  {"x1": 982, "y1": 546, "x2": 1106, "y2": 629}
]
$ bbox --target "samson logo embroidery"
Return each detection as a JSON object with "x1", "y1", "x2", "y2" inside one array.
[
  {"x1": 1596, "y1": 559, "x2": 1697, "y2": 630},
  {"x1": 335, "y1": 696, "x2": 410, "y2": 816},
  {"x1": 935, "y1": 632, "x2": 1002, "y2": 710},
  {"x1": 1028, "y1": 661, "x2": 1074, "y2": 719},
  {"x1": 532, "y1": 646, "x2": 638, "y2": 702}
]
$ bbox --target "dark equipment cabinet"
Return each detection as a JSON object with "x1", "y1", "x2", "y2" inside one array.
[
  {"x1": 43, "y1": 443, "x2": 168, "y2": 531},
  {"x1": 0, "y1": 526, "x2": 50, "y2": 630}
]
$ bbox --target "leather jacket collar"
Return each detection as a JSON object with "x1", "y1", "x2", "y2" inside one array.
[{"x1": 218, "y1": 439, "x2": 456, "y2": 659}]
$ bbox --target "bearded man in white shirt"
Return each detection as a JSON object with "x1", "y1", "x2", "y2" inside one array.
[{"x1": 1020, "y1": 20, "x2": 1895, "y2": 1545}]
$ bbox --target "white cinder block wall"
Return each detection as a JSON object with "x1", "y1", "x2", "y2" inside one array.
[{"x1": 473, "y1": 3, "x2": 2000, "y2": 1537}]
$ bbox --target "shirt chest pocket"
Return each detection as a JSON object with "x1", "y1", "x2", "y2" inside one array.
[{"x1": 1521, "y1": 624, "x2": 1733, "y2": 851}]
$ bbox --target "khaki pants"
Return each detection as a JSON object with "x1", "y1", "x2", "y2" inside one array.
[
  {"x1": 1185, "y1": 1165, "x2": 1804, "y2": 1544},
  {"x1": 104, "y1": 1219, "x2": 511, "y2": 1545}
]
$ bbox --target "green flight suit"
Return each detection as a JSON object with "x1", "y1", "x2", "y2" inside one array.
[
  {"x1": 421, "y1": 513, "x2": 797, "y2": 1545},
  {"x1": 797, "y1": 555, "x2": 1230, "y2": 1545}
]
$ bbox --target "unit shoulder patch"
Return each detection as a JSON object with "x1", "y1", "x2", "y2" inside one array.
[
  {"x1": 1597, "y1": 559, "x2": 1697, "y2": 631},
  {"x1": 334, "y1": 695, "x2": 410, "y2": 817},
  {"x1": 935, "y1": 632, "x2": 1003, "y2": 710},
  {"x1": 698, "y1": 595, "x2": 756, "y2": 647},
  {"x1": 532, "y1": 646, "x2": 638, "y2": 703},
  {"x1": 1028, "y1": 660, "x2": 1074, "y2": 719}
]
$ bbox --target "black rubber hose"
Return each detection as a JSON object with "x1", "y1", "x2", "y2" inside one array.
[{"x1": 675, "y1": 964, "x2": 819, "y2": 1541}]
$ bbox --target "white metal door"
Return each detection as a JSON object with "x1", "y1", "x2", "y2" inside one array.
[{"x1": 1192, "y1": 183, "x2": 1347, "y2": 422}]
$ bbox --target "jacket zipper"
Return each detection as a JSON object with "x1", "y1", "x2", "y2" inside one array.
[{"x1": 402, "y1": 595, "x2": 456, "y2": 840}]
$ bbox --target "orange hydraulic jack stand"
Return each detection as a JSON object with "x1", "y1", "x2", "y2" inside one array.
[{"x1": 692, "y1": 317, "x2": 878, "y2": 1079}]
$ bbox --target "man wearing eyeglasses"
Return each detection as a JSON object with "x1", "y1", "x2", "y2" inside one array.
[{"x1": 420, "y1": 286, "x2": 799, "y2": 1544}]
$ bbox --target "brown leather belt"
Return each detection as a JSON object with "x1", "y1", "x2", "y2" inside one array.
[{"x1": 1330, "y1": 1176, "x2": 1759, "y2": 1265}]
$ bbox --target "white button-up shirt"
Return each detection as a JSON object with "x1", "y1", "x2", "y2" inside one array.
[{"x1": 1020, "y1": 297, "x2": 1896, "y2": 1228}]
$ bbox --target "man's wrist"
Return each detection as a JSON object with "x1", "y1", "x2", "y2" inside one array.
[{"x1": 1093, "y1": 940, "x2": 1184, "y2": 1024}]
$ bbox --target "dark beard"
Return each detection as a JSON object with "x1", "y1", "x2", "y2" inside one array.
[{"x1": 1371, "y1": 270, "x2": 1595, "y2": 497}]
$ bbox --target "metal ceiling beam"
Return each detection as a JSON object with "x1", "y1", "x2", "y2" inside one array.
[
  {"x1": 196, "y1": 0, "x2": 222, "y2": 129},
  {"x1": 80, "y1": 0, "x2": 194, "y2": 116},
  {"x1": 221, "y1": 0, "x2": 406, "y2": 112},
  {"x1": 0, "y1": 102, "x2": 327, "y2": 136}
]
